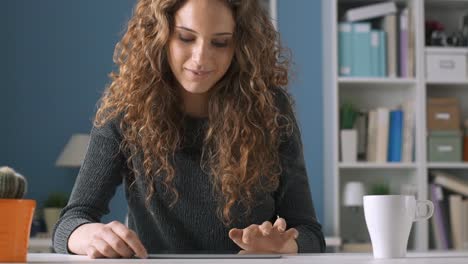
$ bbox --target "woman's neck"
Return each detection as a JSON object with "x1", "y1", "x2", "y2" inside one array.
[{"x1": 179, "y1": 87, "x2": 210, "y2": 118}]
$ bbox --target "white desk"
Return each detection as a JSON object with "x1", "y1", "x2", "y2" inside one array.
[
  {"x1": 28, "y1": 236, "x2": 343, "y2": 253},
  {"x1": 27, "y1": 251, "x2": 468, "y2": 263}
]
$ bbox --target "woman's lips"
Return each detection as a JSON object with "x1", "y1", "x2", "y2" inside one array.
[{"x1": 185, "y1": 68, "x2": 213, "y2": 79}]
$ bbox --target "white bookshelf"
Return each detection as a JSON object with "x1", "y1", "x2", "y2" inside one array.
[
  {"x1": 323, "y1": 0, "x2": 468, "y2": 251},
  {"x1": 261, "y1": 0, "x2": 277, "y2": 29}
]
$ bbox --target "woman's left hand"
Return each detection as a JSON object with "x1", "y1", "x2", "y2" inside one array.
[{"x1": 228, "y1": 217, "x2": 299, "y2": 254}]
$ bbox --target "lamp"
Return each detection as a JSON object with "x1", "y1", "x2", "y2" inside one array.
[
  {"x1": 342, "y1": 181, "x2": 367, "y2": 245},
  {"x1": 55, "y1": 134, "x2": 90, "y2": 167},
  {"x1": 343, "y1": 181, "x2": 366, "y2": 207}
]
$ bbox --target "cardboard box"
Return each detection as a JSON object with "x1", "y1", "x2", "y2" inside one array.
[
  {"x1": 427, "y1": 98, "x2": 460, "y2": 130},
  {"x1": 428, "y1": 130, "x2": 462, "y2": 162}
]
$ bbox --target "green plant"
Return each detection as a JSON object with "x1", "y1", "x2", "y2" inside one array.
[
  {"x1": 340, "y1": 102, "x2": 359, "y2": 129},
  {"x1": 0, "y1": 166, "x2": 27, "y2": 199},
  {"x1": 370, "y1": 183, "x2": 391, "y2": 195},
  {"x1": 44, "y1": 192, "x2": 69, "y2": 208}
]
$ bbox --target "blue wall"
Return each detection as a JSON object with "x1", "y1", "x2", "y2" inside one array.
[
  {"x1": 1, "y1": 0, "x2": 324, "y2": 228},
  {"x1": 1, "y1": 0, "x2": 134, "y2": 223},
  {"x1": 278, "y1": 0, "x2": 324, "y2": 223}
]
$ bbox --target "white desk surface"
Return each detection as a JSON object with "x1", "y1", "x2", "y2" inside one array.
[{"x1": 27, "y1": 251, "x2": 468, "y2": 263}]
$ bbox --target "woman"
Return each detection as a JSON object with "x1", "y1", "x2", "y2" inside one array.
[{"x1": 53, "y1": 0, "x2": 326, "y2": 258}]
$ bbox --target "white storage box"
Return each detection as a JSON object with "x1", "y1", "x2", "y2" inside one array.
[{"x1": 426, "y1": 47, "x2": 468, "y2": 82}]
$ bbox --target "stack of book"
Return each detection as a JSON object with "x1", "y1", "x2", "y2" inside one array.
[
  {"x1": 355, "y1": 100, "x2": 414, "y2": 163},
  {"x1": 429, "y1": 171, "x2": 468, "y2": 250},
  {"x1": 338, "y1": 2, "x2": 415, "y2": 78}
]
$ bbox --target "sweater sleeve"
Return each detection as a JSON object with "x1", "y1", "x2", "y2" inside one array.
[
  {"x1": 52, "y1": 116, "x2": 126, "y2": 254},
  {"x1": 274, "y1": 89, "x2": 326, "y2": 253}
]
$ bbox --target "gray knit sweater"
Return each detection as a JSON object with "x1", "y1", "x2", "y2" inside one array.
[{"x1": 52, "y1": 92, "x2": 326, "y2": 254}]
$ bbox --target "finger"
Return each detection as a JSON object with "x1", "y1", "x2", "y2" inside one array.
[
  {"x1": 259, "y1": 221, "x2": 273, "y2": 236},
  {"x1": 273, "y1": 217, "x2": 287, "y2": 232},
  {"x1": 283, "y1": 228, "x2": 299, "y2": 240},
  {"x1": 92, "y1": 238, "x2": 120, "y2": 258},
  {"x1": 109, "y1": 221, "x2": 148, "y2": 258},
  {"x1": 242, "y1": 225, "x2": 260, "y2": 244},
  {"x1": 86, "y1": 245, "x2": 104, "y2": 259},
  {"x1": 99, "y1": 228, "x2": 134, "y2": 258},
  {"x1": 229, "y1": 228, "x2": 247, "y2": 248}
]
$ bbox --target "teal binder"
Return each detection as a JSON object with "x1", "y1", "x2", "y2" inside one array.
[
  {"x1": 370, "y1": 30, "x2": 380, "y2": 77},
  {"x1": 352, "y1": 23, "x2": 372, "y2": 77},
  {"x1": 338, "y1": 23, "x2": 353, "y2": 76},
  {"x1": 379, "y1": 31, "x2": 387, "y2": 77}
]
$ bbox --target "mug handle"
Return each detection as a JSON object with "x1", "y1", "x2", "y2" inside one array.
[{"x1": 414, "y1": 200, "x2": 434, "y2": 221}]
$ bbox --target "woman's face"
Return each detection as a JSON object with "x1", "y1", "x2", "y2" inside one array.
[{"x1": 167, "y1": 0, "x2": 235, "y2": 95}]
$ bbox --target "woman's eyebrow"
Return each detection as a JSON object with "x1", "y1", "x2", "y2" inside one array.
[{"x1": 175, "y1": 26, "x2": 233, "y2": 36}]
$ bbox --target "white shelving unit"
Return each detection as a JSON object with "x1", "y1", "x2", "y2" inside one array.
[
  {"x1": 323, "y1": 0, "x2": 468, "y2": 251},
  {"x1": 261, "y1": 0, "x2": 278, "y2": 29}
]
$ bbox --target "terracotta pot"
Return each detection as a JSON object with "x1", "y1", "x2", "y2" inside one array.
[{"x1": 0, "y1": 199, "x2": 36, "y2": 262}]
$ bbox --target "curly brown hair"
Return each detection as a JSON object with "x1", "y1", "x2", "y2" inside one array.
[{"x1": 95, "y1": 0, "x2": 293, "y2": 225}]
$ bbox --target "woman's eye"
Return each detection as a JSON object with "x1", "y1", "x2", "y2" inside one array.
[
  {"x1": 212, "y1": 41, "x2": 228, "y2": 48},
  {"x1": 179, "y1": 35, "x2": 194, "y2": 43}
]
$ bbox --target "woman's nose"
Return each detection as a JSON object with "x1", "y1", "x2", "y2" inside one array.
[{"x1": 191, "y1": 41, "x2": 211, "y2": 67}]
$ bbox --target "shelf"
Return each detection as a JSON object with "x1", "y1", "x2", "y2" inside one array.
[
  {"x1": 425, "y1": 47, "x2": 468, "y2": 53},
  {"x1": 338, "y1": 78, "x2": 417, "y2": 89},
  {"x1": 339, "y1": 162, "x2": 418, "y2": 169},
  {"x1": 339, "y1": 77, "x2": 417, "y2": 84},
  {"x1": 425, "y1": 0, "x2": 468, "y2": 10},
  {"x1": 426, "y1": 80, "x2": 468, "y2": 85},
  {"x1": 427, "y1": 162, "x2": 468, "y2": 169},
  {"x1": 29, "y1": 237, "x2": 52, "y2": 247}
]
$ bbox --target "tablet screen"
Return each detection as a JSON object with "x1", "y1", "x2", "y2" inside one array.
[{"x1": 147, "y1": 254, "x2": 282, "y2": 259}]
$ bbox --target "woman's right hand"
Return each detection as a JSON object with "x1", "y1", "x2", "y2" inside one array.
[{"x1": 68, "y1": 221, "x2": 148, "y2": 259}]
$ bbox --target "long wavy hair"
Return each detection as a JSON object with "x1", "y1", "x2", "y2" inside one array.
[{"x1": 95, "y1": 0, "x2": 293, "y2": 225}]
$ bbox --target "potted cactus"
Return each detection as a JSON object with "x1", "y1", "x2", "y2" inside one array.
[
  {"x1": 0, "y1": 166, "x2": 36, "y2": 262},
  {"x1": 340, "y1": 102, "x2": 359, "y2": 162},
  {"x1": 43, "y1": 192, "x2": 68, "y2": 236}
]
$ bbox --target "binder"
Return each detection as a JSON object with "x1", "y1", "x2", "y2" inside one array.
[
  {"x1": 379, "y1": 31, "x2": 387, "y2": 77},
  {"x1": 338, "y1": 23, "x2": 353, "y2": 76},
  {"x1": 370, "y1": 30, "x2": 380, "y2": 77},
  {"x1": 352, "y1": 23, "x2": 372, "y2": 77}
]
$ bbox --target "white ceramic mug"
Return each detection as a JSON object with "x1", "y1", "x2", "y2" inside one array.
[{"x1": 363, "y1": 195, "x2": 434, "y2": 259}]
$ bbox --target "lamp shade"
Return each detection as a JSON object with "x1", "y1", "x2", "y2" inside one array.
[
  {"x1": 343, "y1": 181, "x2": 366, "y2": 207},
  {"x1": 55, "y1": 134, "x2": 90, "y2": 167}
]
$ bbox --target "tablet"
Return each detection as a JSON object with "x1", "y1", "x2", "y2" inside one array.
[{"x1": 147, "y1": 254, "x2": 282, "y2": 259}]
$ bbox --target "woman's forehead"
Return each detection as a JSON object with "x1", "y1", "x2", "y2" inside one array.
[{"x1": 174, "y1": 0, "x2": 235, "y2": 34}]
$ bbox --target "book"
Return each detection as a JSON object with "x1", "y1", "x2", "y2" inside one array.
[
  {"x1": 344, "y1": 2, "x2": 397, "y2": 22},
  {"x1": 429, "y1": 184, "x2": 451, "y2": 250},
  {"x1": 432, "y1": 171, "x2": 468, "y2": 196},
  {"x1": 367, "y1": 110, "x2": 378, "y2": 162},
  {"x1": 378, "y1": 31, "x2": 387, "y2": 77},
  {"x1": 383, "y1": 14, "x2": 397, "y2": 77},
  {"x1": 407, "y1": 6, "x2": 415, "y2": 77},
  {"x1": 375, "y1": 108, "x2": 389, "y2": 162},
  {"x1": 463, "y1": 200, "x2": 468, "y2": 249},
  {"x1": 401, "y1": 100, "x2": 415, "y2": 162},
  {"x1": 338, "y1": 23, "x2": 353, "y2": 76},
  {"x1": 399, "y1": 8, "x2": 409, "y2": 78},
  {"x1": 356, "y1": 111, "x2": 368, "y2": 160},
  {"x1": 352, "y1": 23, "x2": 372, "y2": 76},
  {"x1": 449, "y1": 194, "x2": 464, "y2": 250},
  {"x1": 388, "y1": 110, "x2": 403, "y2": 162}
]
